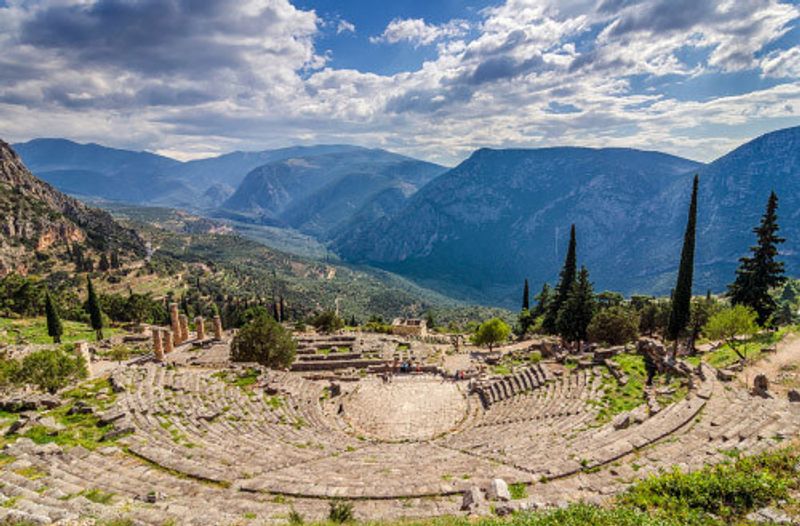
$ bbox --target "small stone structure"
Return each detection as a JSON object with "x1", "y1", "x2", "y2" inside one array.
[
  {"x1": 152, "y1": 329, "x2": 163, "y2": 361},
  {"x1": 179, "y1": 314, "x2": 189, "y2": 343},
  {"x1": 391, "y1": 318, "x2": 428, "y2": 337},
  {"x1": 163, "y1": 329, "x2": 174, "y2": 354},
  {"x1": 74, "y1": 341, "x2": 92, "y2": 375},
  {"x1": 169, "y1": 303, "x2": 181, "y2": 343},
  {"x1": 213, "y1": 315, "x2": 223, "y2": 340},
  {"x1": 195, "y1": 317, "x2": 205, "y2": 340},
  {"x1": 753, "y1": 374, "x2": 770, "y2": 397}
]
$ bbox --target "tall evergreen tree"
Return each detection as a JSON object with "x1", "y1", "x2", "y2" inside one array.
[
  {"x1": 728, "y1": 191, "x2": 785, "y2": 325},
  {"x1": 45, "y1": 291, "x2": 63, "y2": 344},
  {"x1": 556, "y1": 266, "x2": 596, "y2": 343},
  {"x1": 86, "y1": 276, "x2": 104, "y2": 340},
  {"x1": 667, "y1": 175, "x2": 698, "y2": 341},
  {"x1": 522, "y1": 279, "x2": 530, "y2": 311},
  {"x1": 532, "y1": 283, "x2": 552, "y2": 318},
  {"x1": 544, "y1": 224, "x2": 577, "y2": 333}
]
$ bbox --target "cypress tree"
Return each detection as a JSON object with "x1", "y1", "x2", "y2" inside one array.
[
  {"x1": 544, "y1": 224, "x2": 577, "y2": 333},
  {"x1": 667, "y1": 175, "x2": 698, "y2": 341},
  {"x1": 532, "y1": 283, "x2": 551, "y2": 318},
  {"x1": 522, "y1": 279, "x2": 530, "y2": 311},
  {"x1": 86, "y1": 275, "x2": 104, "y2": 340},
  {"x1": 556, "y1": 266, "x2": 595, "y2": 344},
  {"x1": 728, "y1": 191, "x2": 785, "y2": 325},
  {"x1": 45, "y1": 291, "x2": 63, "y2": 344}
]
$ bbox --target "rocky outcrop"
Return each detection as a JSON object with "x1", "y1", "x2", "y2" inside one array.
[{"x1": 0, "y1": 139, "x2": 145, "y2": 275}]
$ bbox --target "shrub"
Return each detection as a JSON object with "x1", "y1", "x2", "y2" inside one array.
[
  {"x1": 13, "y1": 348, "x2": 88, "y2": 393},
  {"x1": 328, "y1": 500, "x2": 354, "y2": 523},
  {"x1": 311, "y1": 311, "x2": 344, "y2": 334},
  {"x1": 231, "y1": 315, "x2": 296, "y2": 368},
  {"x1": 619, "y1": 448, "x2": 795, "y2": 522},
  {"x1": 287, "y1": 508, "x2": 304, "y2": 525},
  {"x1": 588, "y1": 306, "x2": 640, "y2": 346}
]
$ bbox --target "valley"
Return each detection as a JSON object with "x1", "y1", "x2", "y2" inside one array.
[{"x1": 15, "y1": 126, "x2": 800, "y2": 308}]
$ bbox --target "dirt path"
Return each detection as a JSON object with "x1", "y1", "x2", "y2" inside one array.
[{"x1": 741, "y1": 331, "x2": 800, "y2": 395}]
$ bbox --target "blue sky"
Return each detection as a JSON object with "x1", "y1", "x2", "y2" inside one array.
[
  {"x1": 0, "y1": 0, "x2": 798, "y2": 165},
  {"x1": 296, "y1": 0, "x2": 496, "y2": 74}
]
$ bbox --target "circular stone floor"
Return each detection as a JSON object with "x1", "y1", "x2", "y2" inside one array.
[{"x1": 341, "y1": 375, "x2": 469, "y2": 441}]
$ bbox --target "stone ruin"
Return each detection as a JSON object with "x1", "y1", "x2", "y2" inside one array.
[
  {"x1": 149, "y1": 304, "x2": 223, "y2": 358},
  {"x1": 2, "y1": 324, "x2": 800, "y2": 526}
]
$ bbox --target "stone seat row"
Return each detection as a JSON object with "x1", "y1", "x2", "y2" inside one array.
[
  {"x1": 473, "y1": 368, "x2": 602, "y2": 427},
  {"x1": 110, "y1": 366, "x2": 362, "y2": 481},
  {"x1": 474, "y1": 364, "x2": 554, "y2": 407}
]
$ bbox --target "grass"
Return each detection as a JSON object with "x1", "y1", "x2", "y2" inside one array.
[
  {"x1": 509, "y1": 483, "x2": 528, "y2": 500},
  {"x1": 0, "y1": 317, "x2": 120, "y2": 345},
  {"x1": 79, "y1": 488, "x2": 115, "y2": 505},
  {"x1": 591, "y1": 353, "x2": 689, "y2": 424},
  {"x1": 1, "y1": 378, "x2": 123, "y2": 451},
  {"x1": 703, "y1": 327, "x2": 793, "y2": 369},
  {"x1": 592, "y1": 353, "x2": 646, "y2": 424}
]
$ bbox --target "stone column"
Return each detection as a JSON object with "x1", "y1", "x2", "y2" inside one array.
[
  {"x1": 213, "y1": 315, "x2": 223, "y2": 340},
  {"x1": 195, "y1": 317, "x2": 205, "y2": 340},
  {"x1": 179, "y1": 314, "x2": 189, "y2": 343},
  {"x1": 152, "y1": 328, "x2": 163, "y2": 358},
  {"x1": 163, "y1": 329, "x2": 174, "y2": 354},
  {"x1": 152, "y1": 330, "x2": 164, "y2": 362},
  {"x1": 169, "y1": 303, "x2": 181, "y2": 343},
  {"x1": 75, "y1": 341, "x2": 93, "y2": 376}
]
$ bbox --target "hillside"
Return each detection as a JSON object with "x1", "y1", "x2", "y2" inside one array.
[
  {"x1": 337, "y1": 127, "x2": 800, "y2": 306},
  {"x1": 103, "y1": 204, "x2": 507, "y2": 323},
  {"x1": 218, "y1": 148, "x2": 446, "y2": 239},
  {"x1": 0, "y1": 140, "x2": 145, "y2": 276},
  {"x1": 335, "y1": 146, "x2": 703, "y2": 304},
  {"x1": 13, "y1": 138, "x2": 187, "y2": 205}
]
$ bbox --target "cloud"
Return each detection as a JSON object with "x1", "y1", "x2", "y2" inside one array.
[
  {"x1": 337, "y1": 19, "x2": 355, "y2": 34},
  {"x1": 370, "y1": 18, "x2": 470, "y2": 47},
  {"x1": 762, "y1": 47, "x2": 800, "y2": 78},
  {"x1": 0, "y1": 0, "x2": 797, "y2": 167}
]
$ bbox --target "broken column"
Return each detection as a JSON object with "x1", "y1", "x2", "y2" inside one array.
[
  {"x1": 75, "y1": 341, "x2": 93, "y2": 375},
  {"x1": 152, "y1": 328, "x2": 163, "y2": 360},
  {"x1": 163, "y1": 329, "x2": 174, "y2": 354},
  {"x1": 213, "y1": 315, "x2": 223, "y2": 340},
  {"x1": 195, "y1": 317, "x2": 205, "y2": 340},
  {"x1": 169, "y1": 303, "x2": 181, "y2": 343},
  {"x1": 179, "y1": 314, "x2": 189, "y2": 343}
]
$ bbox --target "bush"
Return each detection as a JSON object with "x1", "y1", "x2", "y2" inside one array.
[
  {"x1": 231, "y1": 315, "x2": 296, "y2": 368},
  {"x1": 588, "y1": 306, "x2": 640, "y2": 345},
  {"x1": 328, "y1": 500, "x2": 354, "y2": 523},
  {"x1": 311, "y1": 311, "x2": 344, "y2": 334},
  {"x1": 12, "y1": 348, "x2": 88, "y2": 393},
  {"x1": 619, "y1": 449, "x2": 794, "y2": 522}
]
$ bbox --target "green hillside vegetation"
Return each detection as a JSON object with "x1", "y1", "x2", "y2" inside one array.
[
  {"x1": 0, "y1": 317, "x2": 120, "y2": 345},
  {"x1": 106, "y1": 204, "x2": 510, "y2": 327}
]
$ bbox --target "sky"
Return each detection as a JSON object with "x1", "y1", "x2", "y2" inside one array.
[{"x1": 0, "y1": 0, "x2": 799, "y2": 166}]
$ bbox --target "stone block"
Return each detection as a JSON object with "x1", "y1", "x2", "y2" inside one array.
[
  {"x1": 461, "y1": 486, "x2": 486, "y2": 512},
  {"x1": 486, "y1": 478, "x2": 511, "y2": 501}
]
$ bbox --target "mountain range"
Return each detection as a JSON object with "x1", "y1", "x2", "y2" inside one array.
[
  {"x1": 12, "y1": 125, "x2": 800, "y2": 307},
  {"x1": 338, "y1": 126, "x2": 800, "y2": 305}
]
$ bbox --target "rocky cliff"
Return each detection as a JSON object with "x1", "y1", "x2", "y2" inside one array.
[{"x1": 0, "y1": 140, "x2": 145, "y2": 276}]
